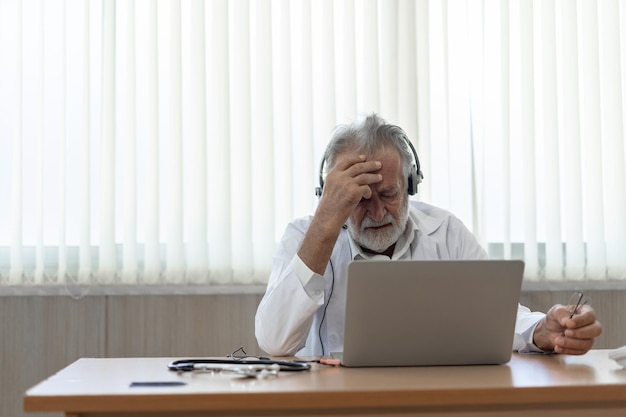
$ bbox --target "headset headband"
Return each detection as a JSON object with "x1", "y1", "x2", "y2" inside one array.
[{"x1": 315, "y1": 135, "x2": 423, "y2": 197}]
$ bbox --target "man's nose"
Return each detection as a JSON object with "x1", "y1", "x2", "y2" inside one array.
[{"x1": 366, "y1": 194, "x2": 387, "y2": 221}]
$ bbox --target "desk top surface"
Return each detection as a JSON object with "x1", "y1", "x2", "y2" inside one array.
[{"x1": 24, "y1": 350, "x2": 626, "y2": 414}]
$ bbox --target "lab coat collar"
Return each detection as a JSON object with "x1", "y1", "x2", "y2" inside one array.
[{"x1": 347, "y1": 202, "x2": 445, "y2": 261}]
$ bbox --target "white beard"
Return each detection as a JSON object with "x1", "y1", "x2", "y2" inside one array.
[{"x1": 347, "y1": 200, "x2": 409, "y2": 253}]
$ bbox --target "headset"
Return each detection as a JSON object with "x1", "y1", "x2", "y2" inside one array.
[{"x1": 314, "y1": 134, "x2": 423, "y2": 197}]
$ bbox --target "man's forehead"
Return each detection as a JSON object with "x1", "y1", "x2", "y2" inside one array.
[{"x1": 337, "y1": 145, "x2": 401, "y2": 160}]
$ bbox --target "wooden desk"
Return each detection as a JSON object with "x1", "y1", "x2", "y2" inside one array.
[{"x1": 24, "y1": 350, "x2": 626, "y2": 417}]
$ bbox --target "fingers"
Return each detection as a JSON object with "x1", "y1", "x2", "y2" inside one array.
[
  {"x1": 553, "y1": 340, "x2": 595, "y2": 355},
  {"x1": 323, "y1": 155, "x2": 383, "y2": 202},
  {"x1": 565, "y1": 305, "x2": 597, "y2": 327},
  {"x1": 552, "y1": 305, "x2": 602, "y2": 355},
  {"x1": 334, "y1": 155, "x2": 383, "y2": 189},
  {"x1": 564, "y1": 308, "x2": 602, "y2": 338},
  {"x1": 549, "y1": 304, "x2": 598, "y2": 331},
  {"x1": 312, "y1": 154, "x2": 383, "y2": 230},
  {"x1": 554, "y1": 330, "x2": 596, "y2": 355}
]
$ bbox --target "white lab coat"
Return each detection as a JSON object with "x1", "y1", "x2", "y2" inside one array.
[{"x1": 255, "y1": 201, "x2": 545, "y2": 356}]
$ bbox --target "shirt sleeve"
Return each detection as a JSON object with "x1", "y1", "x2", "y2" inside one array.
[
  {"x1": 513, "y1": 304, "x2": 549, "y2": 353},
  {"x1": 293, "y1": 255, "x2": 325, "y2": 302},
  {"x1": 254, "y1": 219, "x2": 326, "y2": 356}
]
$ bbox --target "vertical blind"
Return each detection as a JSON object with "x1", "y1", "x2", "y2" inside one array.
[{"x1": 0, "y1": 0, "x2": 625, "y2": 291}]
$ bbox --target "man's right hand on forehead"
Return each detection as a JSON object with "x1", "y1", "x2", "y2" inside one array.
[{"x1": 318, "y1": 154, "x2": 383, "y2": 223}]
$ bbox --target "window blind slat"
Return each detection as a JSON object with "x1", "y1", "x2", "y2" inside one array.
[
  {"x1": 143, "y1": 0, "x2": 160, "y2": 282},
  {"x1": 9, "y1": 0, "x2": 24, "y2": 285},
  {"x1": 97, "y1": 0, "x2": 117, "y2": 283},
  {"x1": 558, "y1": 0, "x2": 585, "y2": 280},
  {"x1": 185, "y1": 0, "x2": 208, "y2": 283},
  {"x1": 165, "y1": 0, "x2": 184, "y2": 283},
  {"x1": 77, "y1": 0, "x2": 91, "y2": 284},
  {"x1": 121, "y1": 0, "x2": 137, "y2": 284},
  {"x1": 540, "y1": 0, "x2": 563, "y2": 280},
  {"x1": 228, "y1": 0, "x2": 252, "y2": 283},
  {"x1": 206, "y1": 0, "x2": 232, "y2": 282},
  {"x1": 579, "y1": 0, "x2": 607, "y2": 280},
  {"x1": 519, "y1": 0, "x2": 539, "y2": 280}
]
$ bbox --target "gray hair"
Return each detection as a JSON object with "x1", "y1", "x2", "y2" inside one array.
[{"x1": 323, "y1": 113, "x2": 415, "y2": 182}]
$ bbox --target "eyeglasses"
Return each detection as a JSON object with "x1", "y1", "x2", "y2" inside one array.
[
  {"x1": 227, "y1": 346, "x2": 270, "y2": 361},
  {"x1": 568, "y1": 291, "x2": 591, "y2": 318}
]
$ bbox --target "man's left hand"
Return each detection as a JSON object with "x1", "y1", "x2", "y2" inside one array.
[{"x1": 533, "y1": 304, "x2": 602, "y2": 355}]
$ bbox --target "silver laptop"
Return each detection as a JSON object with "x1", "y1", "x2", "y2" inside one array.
[{"x1": 334, "y1": 259, "x2": 524, "y2": 367}]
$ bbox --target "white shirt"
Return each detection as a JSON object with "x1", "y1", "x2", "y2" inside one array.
[{"x1": 255, "y1": 201, "x2": 546, "y2": 356}]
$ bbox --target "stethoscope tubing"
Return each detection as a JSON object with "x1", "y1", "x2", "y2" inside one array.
[{"x1": 168, "y1": 358, "x2": 311, "y2": 372}]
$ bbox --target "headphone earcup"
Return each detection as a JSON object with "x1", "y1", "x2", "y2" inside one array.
[
  {"x1": 405, "y1": 137, "x2": 422, "y2": 196},
  {"x1": 315, "y1": 156, "x2": 327, "y2": 197},
  {"x1": 408, "y1": 164, "x2": 419, "y2": 196}
]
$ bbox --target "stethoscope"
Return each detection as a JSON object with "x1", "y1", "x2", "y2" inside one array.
[{"x1": 168, "y1": 358, "x2": 311, "y2": 378}]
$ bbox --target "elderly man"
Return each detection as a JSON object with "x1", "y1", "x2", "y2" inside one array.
[{"x1": 255, "y1": 113, "x2": 601, "y2": 357}]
